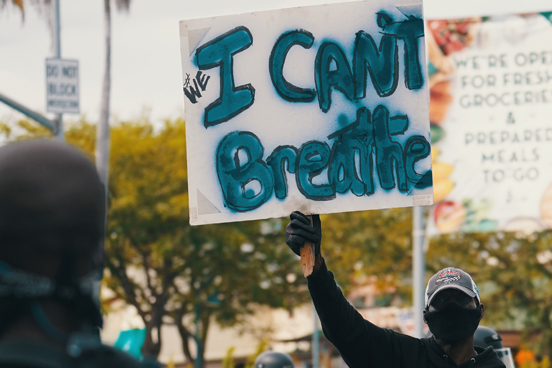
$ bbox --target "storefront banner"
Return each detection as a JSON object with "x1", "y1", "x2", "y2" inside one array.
[{"x1": 427, "y1": 12, "x2": 552, "y2": 234}]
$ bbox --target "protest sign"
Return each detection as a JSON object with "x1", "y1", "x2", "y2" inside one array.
[
  {"x1": 180, "y1": 0, "x2": 432, "y2": 226},
  {"x1": 426, "y1": 13, "x2": 552, "y2": 234},
  {"x1": 45, "y1": 58, "x2": 79, "y2": 114}
]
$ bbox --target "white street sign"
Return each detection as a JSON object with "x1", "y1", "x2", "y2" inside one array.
[{"x1": 46, "y1": 58, "x2": 79, "y2": 114}]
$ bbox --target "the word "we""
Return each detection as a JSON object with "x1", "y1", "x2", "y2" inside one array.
[{"x1": 183, "y1": 71, "x2": 210, "y2": 104}]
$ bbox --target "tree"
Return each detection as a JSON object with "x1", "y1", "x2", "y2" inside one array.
[
  {"x1": 60, "y1": 117, "x2": 305, "y2": 362},
  {"x1": 0, "y1": 0, "x2": 129, "y2": 143},
  {"x1": 100, "y1": 118, "x2": 307, "y2": 362},
  {"x1": 0, "y1": 0, "x2": 24, "y2": 18},
  {"x1": 96, "y1": 0, "x2": 131, "y2": 188},
  {"x1": 320, "y1": 208, "x2": 414, "y2": 300}
]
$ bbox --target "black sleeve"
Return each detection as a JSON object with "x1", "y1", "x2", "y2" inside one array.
[{"x1": 307, "y1": 258, "x2": 423, "y2": 368}]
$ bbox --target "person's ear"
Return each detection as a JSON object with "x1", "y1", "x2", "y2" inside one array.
[
  {"x1": 423, "y1": 309, "x2": 428, "y2": 324},
  {"x1": 479, "y1": 303, "x2": 485, "y2": 320}
]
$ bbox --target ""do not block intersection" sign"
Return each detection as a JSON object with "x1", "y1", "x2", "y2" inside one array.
[{"x1": 45, "y1": 58, "x2": 80, "y2": 114}]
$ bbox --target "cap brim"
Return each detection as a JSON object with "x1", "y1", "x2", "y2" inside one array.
[{"x1": 427, "y1": 284, "x2": 477, "y2": 307}]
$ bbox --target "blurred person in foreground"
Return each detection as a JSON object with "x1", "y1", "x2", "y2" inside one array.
[
  {"x1": 475, "y1": 326, "x2": 515, "y2": 368},
  {"x1": 285, "y1": 211, "x2": 505, "y2": 368},
  {"x1": 254, "y1": 351, "x2": 294, "y2": 368},
  {"x1": 0, "y1": 140, "x2": 159, "y2": 367}
]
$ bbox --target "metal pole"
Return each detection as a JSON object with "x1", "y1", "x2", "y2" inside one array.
[
  {"x1": 412, "y1": 206, "x2": 425, "y2": 338},
  {"x1": 195, "y1": 293, "x2": 202, "y2": 368},
  {"x1": 312, "y1": 304, "x2": 319, "y2": 368},
  {"x1": 0, "y1": 92, "x2": 54, "y2": 131},
  {"x1": 52, "y1": 0, "x2": 64, "y2": 140}
]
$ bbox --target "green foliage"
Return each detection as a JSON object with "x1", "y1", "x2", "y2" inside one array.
[
  {"x1": 99, "y1": 117, "x2": 308, "y2": 361},
  {"x1": 222, "y1": 346, "x2": 235, "y2": 368},
  {"x1": 521, "y1": 355, "x2": 550, "y2": 368},
  {"x1": 244, "y1": 340, "x2": 269, "y2": 368},
  {"x1": 0, "y1": 119, "x2": 52, "y2": 141},
  {"x1": 321, "y1": 208, "x2": 414, "y2": 302}
]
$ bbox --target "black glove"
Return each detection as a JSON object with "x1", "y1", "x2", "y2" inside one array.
[{"x1": 285, "y1": 211, "x2": 321, "y2": 256}]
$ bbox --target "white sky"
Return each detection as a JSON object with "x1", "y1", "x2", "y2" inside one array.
[{"x1": 1, "y1": 0, "x2": 551, "y2": 128}]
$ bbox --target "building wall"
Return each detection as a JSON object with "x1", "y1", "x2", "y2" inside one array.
[{"x1": 102, "y1": 302, "x2": 317, "y2": 365}]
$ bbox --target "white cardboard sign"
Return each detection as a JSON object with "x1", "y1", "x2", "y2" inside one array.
[
  {"x1": 45, "y1": 58, "x2": 80, "y2": 114},
  {"x1": 180, "y1": 0, "x2": 433, "y2": 226}
]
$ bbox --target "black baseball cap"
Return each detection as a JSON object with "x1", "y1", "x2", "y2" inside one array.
[{"x1": 425, "y1": 267, "x2": 480, "y2": 308}]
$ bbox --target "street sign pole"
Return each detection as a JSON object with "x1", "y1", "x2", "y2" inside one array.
[
  {"x1": 0, "y1": 92, "x2": 54, "y2": 131},
  {"x1": 52, "y1": 0, "x2": 64, "y2": 140},
  {"x1": 313, "y1": 304, "x2": 320, "y2": 368},
  {"x1": 46, "y1": 1, "x2": 78, "y2": 139},
  {"x1": 412, "y1": 206, "x2": 426, "y2": 338}
]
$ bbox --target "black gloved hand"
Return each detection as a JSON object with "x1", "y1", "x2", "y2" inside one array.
[{"x1": 285, "y1": 211, "x2": 321, "y2": 256}]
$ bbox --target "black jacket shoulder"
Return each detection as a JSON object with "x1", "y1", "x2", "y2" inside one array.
[{"x1": 0, "y1": 338, "x2": 160, "y2": 368}]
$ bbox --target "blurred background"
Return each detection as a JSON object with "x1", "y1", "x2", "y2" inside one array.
[{"x1": 2, "y1": 1, "x2": 552, "y2": 368}]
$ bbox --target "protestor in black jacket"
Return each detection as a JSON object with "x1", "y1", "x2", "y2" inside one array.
[
  {"x1": 286, "y1": 211, "x2": 505, "y2": 368},
  {"x1": 0, "y1": 140, "x2": 160, "y2": 368}
]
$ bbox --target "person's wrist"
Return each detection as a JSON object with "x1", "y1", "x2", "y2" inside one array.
[{"x1": 313, "y1": 252, "x2": 323, "y2": 274}]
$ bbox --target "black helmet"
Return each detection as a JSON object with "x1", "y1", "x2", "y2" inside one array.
[
  {"x1": 254, "y1": 351, "x2": 294, "y2": 368},
  {"x1": 474, "y1": 326, "x2": 503, "y2": 349}
]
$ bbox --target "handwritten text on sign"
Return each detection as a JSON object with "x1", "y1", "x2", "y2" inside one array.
[{"x1": 180, "y1": 1, "x2": 432, "y2": 225}]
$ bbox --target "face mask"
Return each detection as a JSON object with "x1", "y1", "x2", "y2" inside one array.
[
  {"x1": 0, "y1": 257, "x2": 103, "y2": 341},
  {"x1": 425, "y1": 302, "x2": 482, "y2": 344}
]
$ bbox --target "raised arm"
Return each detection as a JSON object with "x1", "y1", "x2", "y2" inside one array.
[{"x1": 285, "y1": 211, "x2": 405, "y2": 368}]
